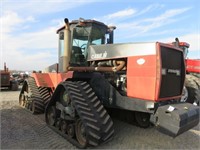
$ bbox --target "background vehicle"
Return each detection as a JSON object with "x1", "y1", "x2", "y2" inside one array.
[
  {"x1": 19, "y1": 18, "x2": 199, "y2": 148},
  {"x1": 172, "y1": 39, "x2": 200, "y2": 105},
  {"x1": 1, "y1": 63, "x2": 18, "y2": 91},
  {"x1": 12, "y1": 72, "x2": 29, "y2": 85}
]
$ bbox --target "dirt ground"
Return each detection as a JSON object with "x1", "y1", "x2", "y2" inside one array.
[{"x1": 1, "y1": 87, "x2": 200, "y2": 149}]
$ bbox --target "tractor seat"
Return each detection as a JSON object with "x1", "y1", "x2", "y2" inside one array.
[
  {"x1": 72, "y1": 46, "x2": 82, "y2": 54},
  {"x1": 71, "y1": 46, "x2": 86, "y2": 65}
]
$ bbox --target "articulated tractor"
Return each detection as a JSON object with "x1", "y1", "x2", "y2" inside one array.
[{"x1": 19, "y1": 18, "x2": 200, "y2": 148}]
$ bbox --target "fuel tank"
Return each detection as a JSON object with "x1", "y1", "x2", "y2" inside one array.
[{"x1": 153, "y1": 103, "x2": 199, "y2": 137}]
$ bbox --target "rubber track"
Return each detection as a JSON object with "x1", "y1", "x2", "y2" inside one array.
[
  {"x1": 20, "y1": 77, "x2": 45, "y2": 114},
  {"x1": 66, "y1": 81, "x2": 114, "y2": 146},
  {"x1": 49, "y1": 81, "x2": 114, "y2": 148},
  {"x1": 38, "y1": 87, "x2": 51, "y2": 106}
]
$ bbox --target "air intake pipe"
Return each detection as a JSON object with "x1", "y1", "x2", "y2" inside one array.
[{"x1": 61, "y1": 18, "x2": 71, "y2": 72}]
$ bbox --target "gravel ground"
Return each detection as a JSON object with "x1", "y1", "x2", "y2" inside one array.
[{"x1": 1, "y1": 87, "x2": 200, "y2": 149}]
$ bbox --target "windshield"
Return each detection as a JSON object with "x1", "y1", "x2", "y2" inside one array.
[
  {"x1": 72, "y1": 26, "x2": 91, "y2": 57},
  {"x1": 90, "y1": 26, "x2": 106, "y2": 45},
  {"x1": 71, "y1": 25, "x2": 106, "y2": 65}
]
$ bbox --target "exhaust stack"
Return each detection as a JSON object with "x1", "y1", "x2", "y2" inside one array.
[{"x1": 59, "y1": 18, "x2": 71, "y2": 72}]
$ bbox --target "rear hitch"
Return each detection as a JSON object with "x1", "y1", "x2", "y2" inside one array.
[{"x1": 151, "y1": 103, "x2": 199, "y2": 137}]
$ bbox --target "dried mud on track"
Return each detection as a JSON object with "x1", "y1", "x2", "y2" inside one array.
[{"x1": 1, "y1": 87, "x2": 200, "y2": 149}]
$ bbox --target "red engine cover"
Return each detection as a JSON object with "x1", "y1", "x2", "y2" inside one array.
[
  {"x1": 32, "y1": 71, "x2": 73, "y2": 88},
  {"x1": 127, "y1": 42, "x2": 184, "y2": 102}
]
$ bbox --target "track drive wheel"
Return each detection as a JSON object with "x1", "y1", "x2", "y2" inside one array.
[
  {"x1": 75, "y1": 118, "x2": 88, "y2": 147},
  {"x1": 135, "y1": 111, "x2": 150, "y2": 128}
]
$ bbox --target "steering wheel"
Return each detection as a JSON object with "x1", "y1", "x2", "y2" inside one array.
[{"x1": 80, "y1": 44, "x2": 87, "y2": 51}]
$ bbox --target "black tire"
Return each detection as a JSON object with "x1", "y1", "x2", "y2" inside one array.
[{"x1": 184, "y1": 74, "x2": 200, "y2": 105}]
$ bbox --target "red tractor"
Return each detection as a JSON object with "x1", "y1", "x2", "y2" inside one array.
[
  {"x1": 19, "y1": 18, "x2": 199, "y2": 148},
  {"x1": 1, "y1": 63, "x2": 18, "y2": 91},
  {"x1": 172, "y1": 39, "x2": 200, "y2": 105}
]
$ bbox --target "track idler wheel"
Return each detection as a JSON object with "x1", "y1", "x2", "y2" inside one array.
[
  {"x1": 135, "y1": 111, "x2": 151, "y2": 128},
  {"x1": 75, "y1": 118, "x2": 88, "y2": 147}
]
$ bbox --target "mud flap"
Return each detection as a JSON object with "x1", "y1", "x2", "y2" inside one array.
[{"x1": 153, "y1": 103, "x2": 199, "y2": 137}]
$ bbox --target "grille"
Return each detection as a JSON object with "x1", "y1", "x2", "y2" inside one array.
[
  {"x1": 1, "y1": 74, "x2": 10, "y2": 85},
  {"x1": 159, "y1": 46, "x2": 185, "y2": 98}
]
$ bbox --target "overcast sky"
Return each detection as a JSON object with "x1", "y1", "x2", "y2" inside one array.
[{"x1": 0, "y1": 0, "x2": 199, "y2": 71}]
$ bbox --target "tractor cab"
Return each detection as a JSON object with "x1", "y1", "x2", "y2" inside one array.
[
  {"x1": 57, "y1": 18, "x2": 116, "y2": 72},
  {"x1": 172, "y1": 38, "x2": 190, "y2": 58},
  {"x1": 177, "y1": 42, "x2": 190, "y2": 58}
]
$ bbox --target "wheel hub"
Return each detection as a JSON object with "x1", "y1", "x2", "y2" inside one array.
[{"x1": 75, "y1": 118, "x2": 87, "y2": 147}]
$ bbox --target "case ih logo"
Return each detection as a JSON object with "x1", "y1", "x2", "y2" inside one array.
[
  {"x1": 162, "y1": 68, "x2": 181, "y2": 76},
  {"x1": 91, "y1": 51, "x2": 107, "y2": 59}
]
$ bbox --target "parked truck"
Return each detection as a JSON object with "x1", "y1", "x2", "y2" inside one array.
[{"x1": 19, "y1": 18, "x2": 199, "y2": 148}]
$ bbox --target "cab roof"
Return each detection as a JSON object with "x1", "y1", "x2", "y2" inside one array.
[{"x1": 56, "y1": 19, "x2": 108, "y2": 34}]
